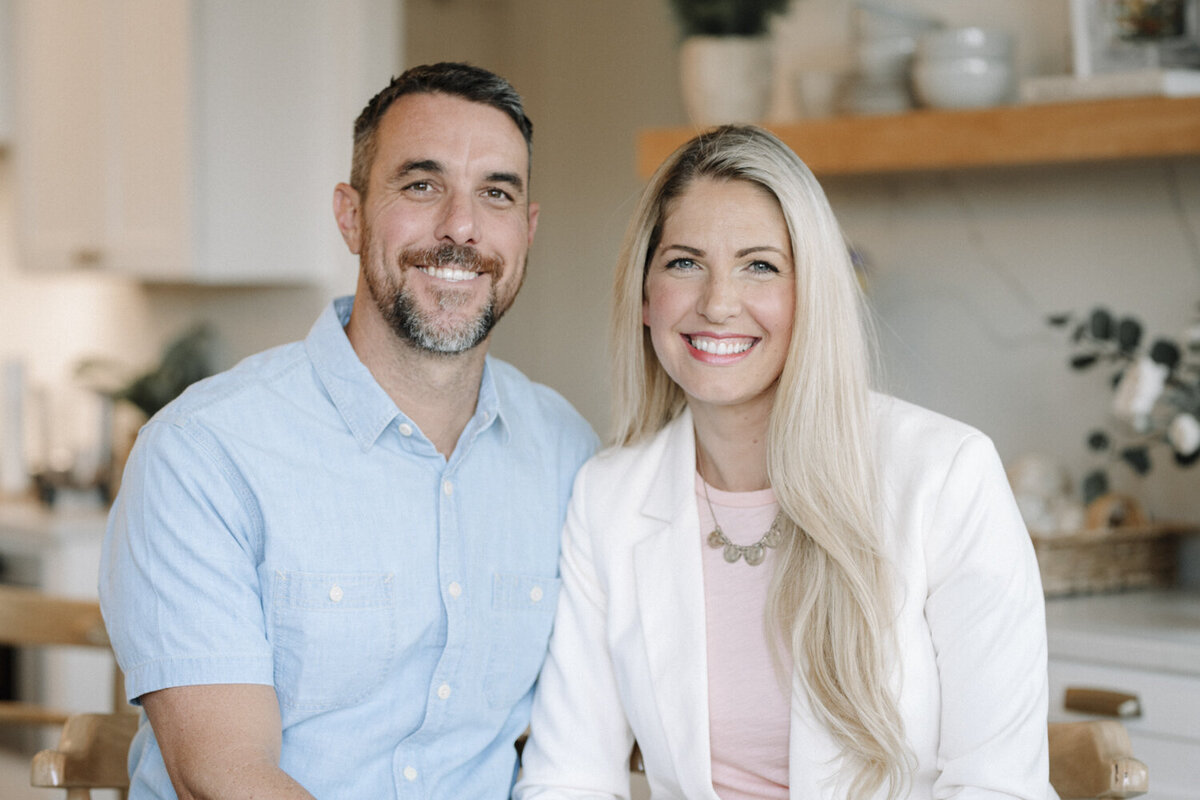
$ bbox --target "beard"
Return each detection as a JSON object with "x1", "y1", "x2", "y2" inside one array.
[{"x1": 362, "y1": 234, "x2": 520, "y2": 356}]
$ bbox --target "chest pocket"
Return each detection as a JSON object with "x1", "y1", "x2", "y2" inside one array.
[
  {"x1": 484, "y1": 572, "x2": 561, "y2": 710},
  {"x1": 272, "y1": 571, "x2": 397, "y2": 712}
]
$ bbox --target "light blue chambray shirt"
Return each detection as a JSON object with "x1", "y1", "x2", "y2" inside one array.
[{"x1": 100, "y1": 296, "x2": 597, "y2": 799}]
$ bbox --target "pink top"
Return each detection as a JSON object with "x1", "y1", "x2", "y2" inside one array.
[{"x1": 696, "y1": 475, "x2": 792, "y2": 800}]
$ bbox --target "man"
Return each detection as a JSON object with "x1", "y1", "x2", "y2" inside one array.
[{"x1": 100, "y1": 62, "x2": 597, "y2": 799}]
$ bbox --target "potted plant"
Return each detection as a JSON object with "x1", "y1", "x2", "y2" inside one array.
[
  {"x1": 1050, "y1": 304, "x2": 1200, "y2": 504},
  {"x1": 669, "y1": 0, "x2": 793, "y2": 125}
]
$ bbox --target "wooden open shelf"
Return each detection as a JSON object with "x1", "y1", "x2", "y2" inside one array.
[{"x1": 636, "y1": 95, "x2": 1200, "y2": 178}]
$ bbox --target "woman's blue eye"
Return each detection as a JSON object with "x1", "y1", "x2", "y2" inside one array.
[
  {"x1": 666, "y1": 258, "x2": 697, "y2": 271},
  {"x1": 749, "y1": 260, "x2": 779, "y2": 274}
]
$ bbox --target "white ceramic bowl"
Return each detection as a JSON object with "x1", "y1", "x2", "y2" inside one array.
[
  {"x1": 917, "y1": 26, "x2": 1013, "y2": 61},
  {"x1": 911, "y1": 57, "x2": 1015, "y2": 109}
]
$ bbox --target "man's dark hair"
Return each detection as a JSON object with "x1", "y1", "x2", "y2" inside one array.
[{"x1": 349, "y1": 62, "x2": 533, "y2": 197}]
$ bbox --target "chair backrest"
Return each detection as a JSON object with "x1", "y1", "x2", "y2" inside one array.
[
  {"x1": 1049, "y1": 720, "x2": 1149, "y2": 799},
  {"x1": 0, "y1": 585, "x2": 120, "y2": 727},
  {"x1": 30, "y1": 712, "x2": 137, "y2": 800}
]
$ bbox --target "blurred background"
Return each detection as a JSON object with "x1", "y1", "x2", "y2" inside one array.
[{"x1": 0, "y1": 0, "x2": 1198, "y2": 797}]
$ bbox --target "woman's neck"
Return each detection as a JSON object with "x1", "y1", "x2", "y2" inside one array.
[{"x1": 690, "y1": 402, "x2": 772, "y2": 492}]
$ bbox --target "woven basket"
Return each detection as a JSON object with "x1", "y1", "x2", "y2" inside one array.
[{"x1": 1031, "y1": 524, "x2": 1191, "y2": 598}]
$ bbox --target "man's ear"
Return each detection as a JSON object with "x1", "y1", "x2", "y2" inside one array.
[
  {"x1": 333, "y1": 183, "x2": 364, "y2": 255},
  {"x1": 526, "y1": 201, "x2": 540, "y2": 246}
]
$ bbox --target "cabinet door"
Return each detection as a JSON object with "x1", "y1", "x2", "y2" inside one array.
[{"x1": 13, "y1": 0, "x2": 191, "y2": 275}]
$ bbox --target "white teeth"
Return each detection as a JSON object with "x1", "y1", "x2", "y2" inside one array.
[
  {"x1": 418, "y1": 266, "x2": 478, "y2": 282},
  {"x1": 689, "y1": 336, "x2": 753, "y2": 355}
]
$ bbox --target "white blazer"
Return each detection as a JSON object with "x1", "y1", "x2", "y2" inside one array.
[{"x1": 515, "y1": 396, "x2": 1054, "y2": 800}]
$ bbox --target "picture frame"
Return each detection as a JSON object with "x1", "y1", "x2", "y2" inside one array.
[{"x1": 1069, "y1": 0, "x2": 1200, "y2": 76}]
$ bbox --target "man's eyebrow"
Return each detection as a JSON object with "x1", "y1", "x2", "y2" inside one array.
[
  {"x1": 487, "y1": 171, "x2": 525, "y2": 195},
  {"x1": 388, "y1": 159, "x2": 443, "y2": 185}
]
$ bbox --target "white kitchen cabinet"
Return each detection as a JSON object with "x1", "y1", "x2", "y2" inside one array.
[
  {"x1": 1046, "y1": 591, "x2": 1200, "y2": 800},
  {"x1": 12, "y1": 0, "x2": 398, "y2": 284}
]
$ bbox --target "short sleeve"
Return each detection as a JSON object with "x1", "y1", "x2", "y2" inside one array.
[{"x1": 100, "y1": 416, "x2": 275, "y2": 703}]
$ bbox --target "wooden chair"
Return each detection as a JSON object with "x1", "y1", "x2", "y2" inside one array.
[
  {"x1": 0, "y1": 585, "x2": 122, "y2": 728},
  {"x1": 1049, "y1": 721, "x2": 1149, "y2": 799},
  {"x1": 31, "y1": 712, "x2": 137, "y2": 799},
  {"x1": 34, "y1": 717, "x2": 1148, "y2": 799}
]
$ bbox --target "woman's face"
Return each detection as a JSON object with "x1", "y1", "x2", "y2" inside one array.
[{"x1": 643, "y1": 178, "x2": 795, "y2": 421}]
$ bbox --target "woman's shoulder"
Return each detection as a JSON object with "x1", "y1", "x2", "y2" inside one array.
[{"x1": 869, "y1": 393, "x2": 999, "y2": 473}]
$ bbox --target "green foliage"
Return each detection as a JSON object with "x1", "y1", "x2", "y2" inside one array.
[
  {"x1": 77, "y1": 323, "x2": 217, "y2": 419},
  {"x1": 1049, "y1": 303, "x2": 1200, "y2": 498},
  {"x1": 668, "y1": 0, "x2": 791, "y2": 36}
]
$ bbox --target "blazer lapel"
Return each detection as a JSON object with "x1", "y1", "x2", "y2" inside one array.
[{"x1": 632, "y1": 411, "x2": 721, "y2": 799}]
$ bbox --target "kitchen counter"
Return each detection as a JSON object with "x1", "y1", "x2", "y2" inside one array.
[
  {"x1": 0, "y1": 498, "x2": 109, "y2": 556},
  {"x1": 1046, "y1": 589, "x2": 1200, "y2": 799},
  {"x1": 1046, "y1": 589, "x2": 1200, "y2": 678}
]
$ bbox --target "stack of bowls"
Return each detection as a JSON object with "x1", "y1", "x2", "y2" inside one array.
[
  {"x1": 836, "y1": 1, "x2": 942, "y2": 115},
  {"x1": 912, "y1": 27, "x2": 1016, "y2": 110}
]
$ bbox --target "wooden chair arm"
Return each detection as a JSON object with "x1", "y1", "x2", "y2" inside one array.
[
  {"x1": 1049, "y1": 720, "x2": 1149, "y2": 799},
  {"x1": 30, "y1": 712, "x2": 138, "y2": 792}
]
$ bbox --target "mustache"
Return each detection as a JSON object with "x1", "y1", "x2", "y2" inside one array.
[{"x1": 400, "y1": 244, "x2": 502, "y2": 275}]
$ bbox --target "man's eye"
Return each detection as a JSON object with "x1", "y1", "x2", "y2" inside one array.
[
  {"x1": 485, "y1": 188, "x2": 514, "y2": 202},
  {"x1": 405, "y1": 181, "x2": 432, "y2": 192}
]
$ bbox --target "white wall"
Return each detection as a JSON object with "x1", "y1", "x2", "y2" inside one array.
[
  {"x1": 407, "y1": 0, "x2": 1200, "y2": 541},
  {"x1": 0, "y1": 1, "x2": 400, "y2": 474}
]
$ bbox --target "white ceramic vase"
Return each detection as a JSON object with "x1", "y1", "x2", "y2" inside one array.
[{"x1": 679, "y1": 35, "x2": 774, "y2": 126}]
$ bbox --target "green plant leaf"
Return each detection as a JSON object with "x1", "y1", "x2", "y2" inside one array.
[
  {"x1": 1117, "y1": 317, "x2": 1143, "y2": 352},
  {"x1": 1082, "y1": 470, "x2": 1109, "y2": 504},
  {"x1": 1149, "y1": 338, "x2": 1181, "y2": 370},
  {"x1": 1070, "y1": 354, "x2": 1099, "y2": 369},
  {"x1": 1089, "y1": 308, "x2": 1114, "y2": 340},
  {"x1": 1119, "y1": 446, "x2": 1151, "y2": 475}
]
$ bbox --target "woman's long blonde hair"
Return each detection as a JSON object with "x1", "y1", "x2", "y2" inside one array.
[{"x1": 611, "y1": 126, "x2": 911, "y2": 798}]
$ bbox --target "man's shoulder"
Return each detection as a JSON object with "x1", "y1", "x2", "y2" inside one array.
[
  {"x1": 153, "y1": 340, "x2": 311, "y2": 427},
  {"x1": 488, "y1": 357, "x2": 595, "y2": 442}
]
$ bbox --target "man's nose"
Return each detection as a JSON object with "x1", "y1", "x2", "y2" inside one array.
[{"x1": 434, "y1": 191, "x2": 480, "y2": 245}]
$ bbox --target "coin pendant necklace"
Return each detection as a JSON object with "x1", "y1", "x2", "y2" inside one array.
[{"x1": 699, "y1": 473, "x2": 784, "y2": 566}]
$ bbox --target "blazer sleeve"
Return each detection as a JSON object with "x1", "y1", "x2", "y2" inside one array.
[
  {"x1": 513, "y1": 462, "x2": 637, "y2": 800},
  {"x1": 923, "y1": 433, "x2": 1051, "y2": 799}
]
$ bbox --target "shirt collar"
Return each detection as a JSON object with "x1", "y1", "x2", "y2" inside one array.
[
  {"x1": 306, "y1": 296, "x2": 401, "y2": 450},
  {"x1": 306, "y1": 296, "x2": 510, "y2": 450}
]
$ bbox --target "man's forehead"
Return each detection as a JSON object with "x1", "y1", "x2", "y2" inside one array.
[{"x1": 373, "y1": 93, "x2": 529, "y2": 175}]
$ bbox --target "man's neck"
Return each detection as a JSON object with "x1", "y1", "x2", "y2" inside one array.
[{"x1": 346, "y1": 310, "x2": 487, "y2": 459}]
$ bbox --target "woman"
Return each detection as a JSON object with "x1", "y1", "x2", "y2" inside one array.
[{"x1": 514, "y1": 126, "x2": 1051, "y2": 800}]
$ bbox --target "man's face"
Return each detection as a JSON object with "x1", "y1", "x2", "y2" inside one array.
[{"x1": 335, "y1": 92, "x2": 538, "y2": 355}]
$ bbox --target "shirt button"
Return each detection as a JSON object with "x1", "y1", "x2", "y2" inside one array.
[
  {"x1": 329, "y1": 585, "x2": 344, "y2": 602},
  {"x1": 398, "y1": 422, "x2": 413, "y2": 436},
  {"x1": 448, "y1": 582, "x2": 462, "y2": 598},
  {"x1": 437, "y1": 683, "x2": 451, "y2": 700},
  {"x1": 442, "y1": 480, "x2": 453, "y2": 496},
  {"x1": 530, "y1": 585, "x2": 544, "y2": 603},
  {"x1": 403, "y1": 766, "x2": 417, "y2": 781}
]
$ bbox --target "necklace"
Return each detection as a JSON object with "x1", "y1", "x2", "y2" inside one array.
[{"x1": 699, "y1": 474, "x2": 784, "y2": 566}]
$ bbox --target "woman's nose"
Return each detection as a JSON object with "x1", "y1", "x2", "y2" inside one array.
[{"x1": 697, "y1": 274, "x2": 738, "y2": 323}]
